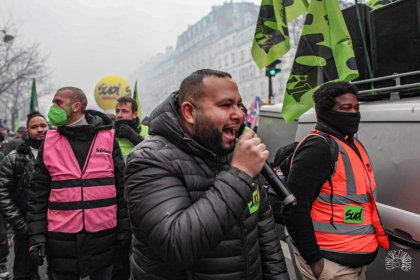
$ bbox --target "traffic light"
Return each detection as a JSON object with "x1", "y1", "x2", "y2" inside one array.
[{"x1": 265, "y1": 59, "x2": 281, "y2": 77}]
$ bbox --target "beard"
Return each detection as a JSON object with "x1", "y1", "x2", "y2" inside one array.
[{"x1": 192, "y1": 114, "x2": 235, "y2": 156}]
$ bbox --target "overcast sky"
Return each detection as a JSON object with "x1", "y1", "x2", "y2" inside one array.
[{"x1": 1, "y1": 0, "x2": 260, "y2": 113}]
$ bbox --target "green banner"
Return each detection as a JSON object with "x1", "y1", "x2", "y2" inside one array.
[
  {"x1": 285, "y1": 0, "x2": 308, "y2": 23},
  {"x1": 251, "y1": 0, "x2": 290, "y2": 69},
  {"x1": 281, "y1": 0, "x2": 359, "y2": 122},
  {"x1": 367, "y1": 0, "x2": 397, "y2": 10}
]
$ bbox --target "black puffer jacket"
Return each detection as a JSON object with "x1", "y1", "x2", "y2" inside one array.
[
  {"x1": 0, "y1": 140, "x2": 35, "y2": 232},
  {"x1": 125, "y1": 93, "x2": 288, "y2": 280},
  {"x1": 27, "y1": 110, "x2": 130, "y2": 277}
]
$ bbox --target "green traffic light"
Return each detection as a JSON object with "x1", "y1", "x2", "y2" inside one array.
[{"x1": 267, "y1": 68, "x2": 280, "y2": 77}]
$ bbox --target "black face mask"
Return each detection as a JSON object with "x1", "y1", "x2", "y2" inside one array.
[
  {"x1": 26, "y1": 137, "x2": 43, "y2": 150},
  {"x1": 317, "y1": 110, "x2": 361, "y2": 136}
]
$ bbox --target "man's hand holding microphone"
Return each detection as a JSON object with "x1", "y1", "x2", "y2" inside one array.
[
  {"x1": 231, "y1": 130, "x2": 268, "y2": 178},
  {"x1": 231, "y1": 129, "x2": 297, "y2": 215}
]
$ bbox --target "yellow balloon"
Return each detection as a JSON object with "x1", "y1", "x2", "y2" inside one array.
[{"x1": 94, "y1": 75, "x2": 131, "y2": 110}]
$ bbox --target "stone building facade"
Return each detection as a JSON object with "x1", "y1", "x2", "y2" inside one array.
[{"x1": 132, "y1": 1, "x2": 293, "y2": 115}]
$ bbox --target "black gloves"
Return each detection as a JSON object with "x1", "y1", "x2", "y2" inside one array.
[
  {"x1": 30, "y1": 243, "x2": 46, "y2": 266},
  {"x1": 118, "y1": 124, "x2": 143, "y2": 145}
]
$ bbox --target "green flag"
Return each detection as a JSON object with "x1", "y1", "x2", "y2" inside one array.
[
  {"x1": 14, "y1": 113, "x2": 21, "y2": 133},
  {"x1": 132, "y1": 80, "x2": 142, "y2": 121},
  {"x1": 251, "y1": 0, "x2": 290, "y2": 69},
  {"x1": 367, "y1": 0, "x2": 397, "y2": 10},
  {"x1": 251, "y1": 0, "x2": 308, "y2": 69},
  {"x1": 281, "y1": 0, "x2": 359, "y2": 122},
  {"x1": 29, "y1": 78, "x2": 38, "y2": 113},
  {"x1": 132, "y1": 80, "x2": 149, "y2": 138},
  {"x1": 285, "y1": 0, "x2": 308, "y2": 23}
]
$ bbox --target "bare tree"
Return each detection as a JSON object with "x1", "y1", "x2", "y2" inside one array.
[{"x1": 0, "y1": 25, "x2": 50, "y2": 130}]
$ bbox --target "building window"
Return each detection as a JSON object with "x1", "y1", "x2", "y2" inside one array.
[
  {"x1": 240, "y1": 50, "x2": 245, "y2": 62},
  {"x1": 224, "y1": 55, "x2": 229, "y2": 67},
  {"x1": 231, "y1": 53, "x2": 235, "y2": 64}
]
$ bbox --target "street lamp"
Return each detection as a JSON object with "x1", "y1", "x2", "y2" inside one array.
[{"x1": 1, "y1": 30, "x2": 14, "y2": 43}]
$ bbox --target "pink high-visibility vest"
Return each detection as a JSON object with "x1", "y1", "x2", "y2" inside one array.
[{"x1": 43, "y1": 129, "x2": 117, "y2": 233}]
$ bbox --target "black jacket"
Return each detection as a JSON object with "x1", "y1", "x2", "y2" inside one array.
[
  {"x1": 285, "y1": 122, "x2": 377, "y2": 267},
  {"x1": 125, "y1": 93, "x2": 288, "y2": 280},
  {"x1": 27, "y1": 110, "x2": 130, "y2": 277},
  {"x1": 0, "y1": 140, "x2": 35, "y2": 232}
]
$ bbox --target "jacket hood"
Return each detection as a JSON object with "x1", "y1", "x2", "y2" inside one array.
[
  {"x1": 16, "y1": 139, "x2": 31, "y2": 154},
  {"x1": 148, "y1": 91, "x2": 218, "y2": 159},
  {"x1": 57, "y1": 110, "x2": 113, "y2": 139}
]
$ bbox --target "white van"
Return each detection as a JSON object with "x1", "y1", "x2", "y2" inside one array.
[{"x1": 258, "y1": 94, "x2": 420, "y2": 279}]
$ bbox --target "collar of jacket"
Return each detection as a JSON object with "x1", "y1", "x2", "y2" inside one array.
[{"x1": 57, "y1": 110, "x2": 113, "y2": 140}]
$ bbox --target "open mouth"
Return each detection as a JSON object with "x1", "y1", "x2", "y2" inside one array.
[{"x1": 222, "y1": 126, "x2": 238, "y2": 142}]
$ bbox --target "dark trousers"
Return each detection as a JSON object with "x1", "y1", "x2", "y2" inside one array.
[
  {"x1": 112, "y1": 239, "x2": 131, "y2": 280},
  {"x1": 52, "y1": 265, "x2": 113, "y2": 280},
  {"x1": 0, "y1": 216, "x2": 8, "y2": 264},
  {"x1": 13, "y1": 233, "x2": 39, "y2": 280}
]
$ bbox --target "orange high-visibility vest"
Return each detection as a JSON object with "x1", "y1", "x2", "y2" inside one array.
[{"x1": 309, "y1": 130, "x2": 390, "y2": 255}]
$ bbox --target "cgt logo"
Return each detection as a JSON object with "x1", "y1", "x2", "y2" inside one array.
[
  {"x1": 96, "y1": 148, "x2": 111, "y2": 155},
  {"x1": 385, "y1": 249, "x2": 412, "y2": 272}
]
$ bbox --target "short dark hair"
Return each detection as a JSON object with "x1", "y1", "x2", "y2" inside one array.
[
  {"x1": 178, "y1": 69, "x2": 232, "y2": 108},
  {"x1": 313, "y1": 81, "x2": 358, "y2": 113},
  {"x1": 117, "y1": 96, "x2": 138, "y2": 113},
  {"x1": 57, "y1": 87, "x2": 88, "y2": 112},
  {"x1": 27, "y1": 111, "x2": 47, "y2": 127}
]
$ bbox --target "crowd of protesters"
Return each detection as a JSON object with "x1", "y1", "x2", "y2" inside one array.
[{"x1": 0, "y1": 69, "x2": 389, "y2": 280}]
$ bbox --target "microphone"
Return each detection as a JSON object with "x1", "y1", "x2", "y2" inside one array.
[
  {"x1": 260, "y1": 162, "x2": 297, "y2": 215},
  {"x1": 237, "y1": 127, "x2": 296, "y2": 215}
]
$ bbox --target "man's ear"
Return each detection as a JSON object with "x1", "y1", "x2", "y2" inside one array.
[
  {"x1": 180, "y1": 101, "x2": 196, "y2": 125},
  {"x1": 73, "y1": 102, "x2": 82, "y2": 112}
]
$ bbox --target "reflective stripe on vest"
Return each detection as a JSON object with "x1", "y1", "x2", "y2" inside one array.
[
  {"x1": 44, "y1": 129, "x2": 117, "y2": 233},
  {"x1": 310, "y1": 131, "x2": 389, "y2": 254}
]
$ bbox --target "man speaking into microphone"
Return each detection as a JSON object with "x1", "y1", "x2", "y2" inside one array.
[{"x1": 125, "y1": 69, "x2": 289, "y2": 280}]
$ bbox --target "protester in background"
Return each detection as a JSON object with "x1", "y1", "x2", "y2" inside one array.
[
  {"x1": 285, "y1": 82, "x2": 389, "y2": 280},
  {"x1": 106, "y1": 113, "x2": 116, "y2": 123},
  {"x1": 0, "y1": 111, "x2": 48, "y2": 280},
  {"x1": 114, "y1": 96, "x2": 144, "y2": 161},
  {"x1": 125, "y1": 69, "x2": 288, "y2": 280},
  {"x1": 140, "y1": 115, "x2": 149, "y2": 126},
  {"x1": 0, "y1": 125, "x2": 11, "y2": 280},
  {"x1": 0, "y1": 134, "x2": 5, "y2": 162},
  {"x1": 5, "y1": 126, "x2": 27, "y2": 154},
  {"x1": 14, "y1": 127, "x2": 27, "y2": 139},
  {"x1": 0, "y1": 215, "x2": 8, "y2": 280},
  {"x1": 0, "y1": 126, "x2": 11, "y2": 157},
  {"x1": 27, "y1": 87, "x2": 130, "y2": 280}
]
